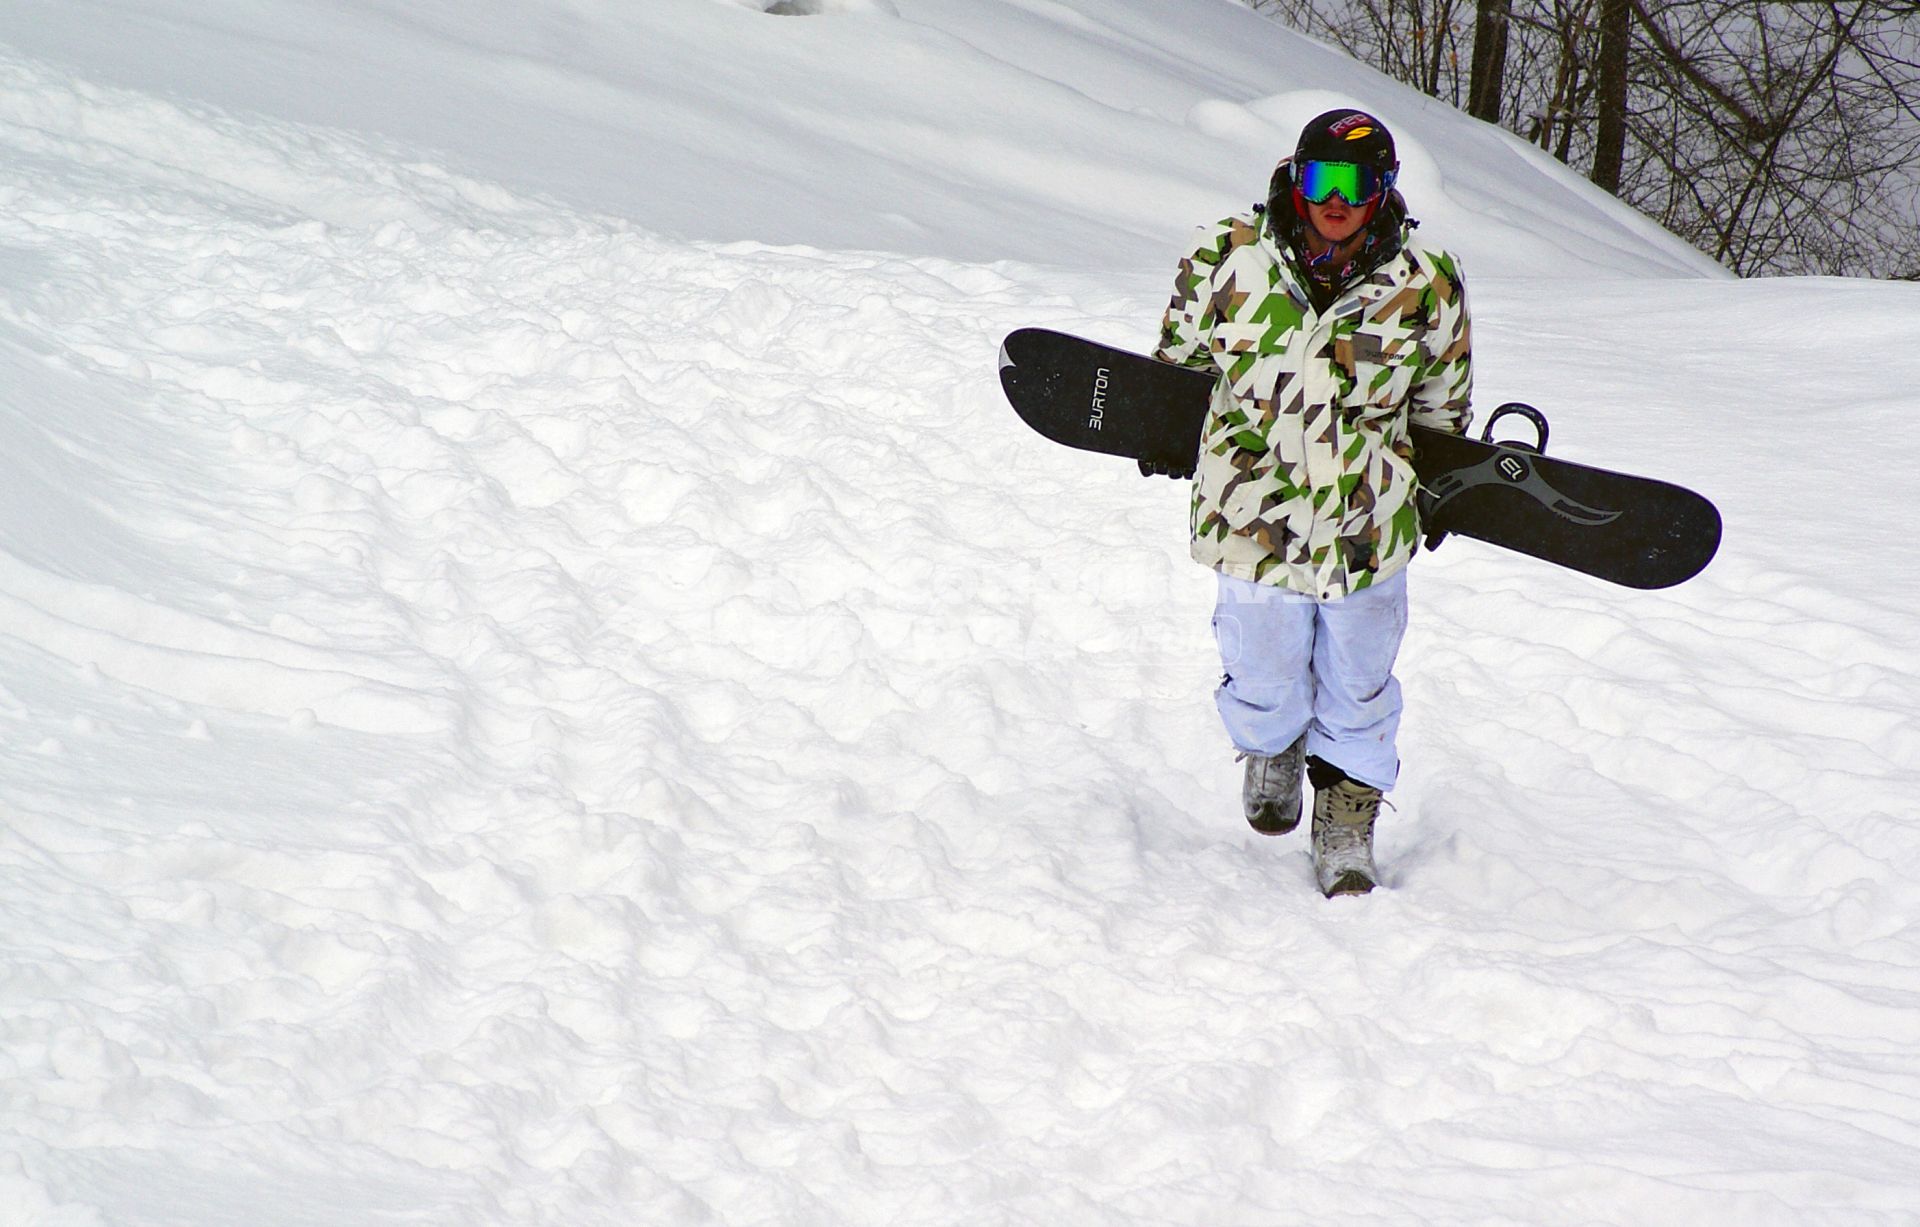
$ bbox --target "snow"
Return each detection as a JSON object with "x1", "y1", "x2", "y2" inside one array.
[{"x1": 1, "y1": 2, "x2": 1918, "y2": 1224}]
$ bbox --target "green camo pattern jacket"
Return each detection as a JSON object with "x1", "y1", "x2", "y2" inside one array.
[{"x1": 1155, "y1": 212, "x2": 1473, "y2": 600}]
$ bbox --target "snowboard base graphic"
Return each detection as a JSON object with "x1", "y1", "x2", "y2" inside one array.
[{"x1": 997, "y1": 328, "x2": 1721, "y2": 590}]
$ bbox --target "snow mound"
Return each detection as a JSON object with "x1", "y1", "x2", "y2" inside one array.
[{"x1": 0, "y1": 0, "x2": 1722, "y2": 278}]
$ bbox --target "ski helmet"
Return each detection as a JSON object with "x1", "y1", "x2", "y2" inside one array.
[
  {"x1": 1285, "y1": 109, "x2": 1399, "y2": 226},
  {"x1": 1294, "y1": 108, "x2": 1398, "y2": 176}
]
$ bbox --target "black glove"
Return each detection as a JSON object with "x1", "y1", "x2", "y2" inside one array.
[
  {"x1": 1138, "y1": 457, "x2": 1196, "y2": 480},
  {"x1": 1416, "y1": 488, "x2": 1448, "y2": 551}
]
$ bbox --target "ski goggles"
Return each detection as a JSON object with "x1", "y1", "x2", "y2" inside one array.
[{"x1": 1297, "y1": 160, "x2": 1395, "y2": 206}]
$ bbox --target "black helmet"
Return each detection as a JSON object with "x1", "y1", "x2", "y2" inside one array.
[{"x1": 1294, "y1": 108, "x2": 1398, "y2": 174}]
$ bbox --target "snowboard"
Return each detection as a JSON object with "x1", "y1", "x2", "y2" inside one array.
[{"x1": 997, "y1": 327, "x2": 1721, "y2": 590}]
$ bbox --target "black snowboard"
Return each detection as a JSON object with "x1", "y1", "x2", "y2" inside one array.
[{"x1": 998, "y1": 327, "x2": 1720, "y2": 590}]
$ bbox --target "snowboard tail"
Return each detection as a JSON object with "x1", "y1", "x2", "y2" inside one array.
[{"x1": 997, "y1": 328, "x2": 1721, "y2": 590}]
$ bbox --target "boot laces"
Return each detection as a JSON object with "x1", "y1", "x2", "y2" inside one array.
[{"x1": 1322, "y1": 780, "x2": 1384, "y2": 827}]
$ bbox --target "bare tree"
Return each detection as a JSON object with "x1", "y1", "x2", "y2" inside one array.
[
  {"x1": 1250, "y1": 0, "x2": 1473, "y2": 100},
  {"x1": 1621, "y1": 1, "x2": 1920, "y2": 275},
  {"x1": 1243, "y1": 0, "x2": 1920, "y2": 277},
  {"x1": 1591, "y1": 0, "x2": 1631, "y2": 190},
  {"x1": 1468, "y1": 0, "x2": 1514, "y2": 121}
]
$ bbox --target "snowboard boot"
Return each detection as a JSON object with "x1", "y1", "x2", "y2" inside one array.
[
  {"x1": 1241, "y1": 735, "x2": 1306, "y2": 835},
  {"x1": 1308, "y1": 757, "x2": 1381, "y2": 897}
]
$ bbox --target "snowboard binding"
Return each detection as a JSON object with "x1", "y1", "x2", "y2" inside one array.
[
  {"x1": 1422, "y1": 402, "x2": 1621, "y2": 527},
  {"x1": 1480, "y1": 402, "x2": 1549, "y2": 453}
]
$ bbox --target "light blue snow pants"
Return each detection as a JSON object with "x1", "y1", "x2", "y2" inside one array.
[{"x1": 1211, "y1": 569, "x2": 1408, "y2": 792}]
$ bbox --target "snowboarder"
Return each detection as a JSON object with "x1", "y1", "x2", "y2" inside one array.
[{"x1": 1147, "y1": 108, "x2": 1473, "y2": 896}]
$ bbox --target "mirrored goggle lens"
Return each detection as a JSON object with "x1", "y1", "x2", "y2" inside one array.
[{"x1": 1298, "y1": 161, "x2": 1389, "y2": 205}]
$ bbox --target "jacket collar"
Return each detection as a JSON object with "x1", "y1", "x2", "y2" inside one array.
[{"x1": 1257, "y1": 206, "x2": 1415, "y2": 317}]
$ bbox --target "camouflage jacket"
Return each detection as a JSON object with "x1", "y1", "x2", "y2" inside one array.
[{"x1": 1155, "y1": 210, "x2": 1473, "y2": 600}]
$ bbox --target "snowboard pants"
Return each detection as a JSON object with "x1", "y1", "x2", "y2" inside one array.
[{"x1": 1210, "y1": 569, "x2": 1408, "y2": 792}]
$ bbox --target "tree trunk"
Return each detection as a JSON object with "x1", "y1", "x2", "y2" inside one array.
[
  {"x1": 1591, "y1": 0, "x2": 1632, "y2": 192},
  {"x1": 1467, "y1": 0, "x2": 1511, "y2": 123}
]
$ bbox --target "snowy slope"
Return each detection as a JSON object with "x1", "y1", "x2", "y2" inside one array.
[
  {"x1": 4, "y1": 4, "x2": 1920, "y2": 1226},
  {"x1": 0, "y1": 0, "x2": 1719, "y2": 277}
]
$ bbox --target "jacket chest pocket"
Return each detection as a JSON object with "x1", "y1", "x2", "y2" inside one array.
[{"x1": 1333, "y1": 314, "x2": 1420, "y2": 408}]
